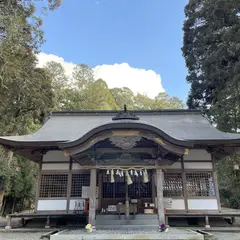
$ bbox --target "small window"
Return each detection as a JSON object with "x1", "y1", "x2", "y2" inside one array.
[{"x1": 39, "y1": 174, "x2": 68, "y2": 198}]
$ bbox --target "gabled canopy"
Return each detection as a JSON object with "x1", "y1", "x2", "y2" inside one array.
[{"x1": 0, "y1": 109, "x2": 240, "y2": 162}]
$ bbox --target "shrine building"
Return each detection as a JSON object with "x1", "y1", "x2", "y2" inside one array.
[{"x1": 1, "y1": 108, "x2": 240, "y2": 229}]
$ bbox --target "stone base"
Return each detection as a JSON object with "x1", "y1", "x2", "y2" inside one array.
[
  {"x1": 5, "y1": 226, "x2": 12, "y2": 230},
  {"x1": 205, "y1": 225, "x2": 211, "y2": 228}
]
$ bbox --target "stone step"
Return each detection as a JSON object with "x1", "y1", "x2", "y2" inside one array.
[
  {"x1": 96, "y1": 224, "x2": 159, "y2": 229},
  {"x1": 96, "y1": 219, "x2": 158, "y2": 226},
  {"x1": 96, "y1": 214, "x2": 158, "y2": 220}
]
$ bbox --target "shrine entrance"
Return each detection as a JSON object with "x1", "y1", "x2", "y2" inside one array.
[{"x1": 99, "y1": 170, "x2": 154, "y2": 214}]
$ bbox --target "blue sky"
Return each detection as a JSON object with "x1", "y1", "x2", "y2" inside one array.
[{"x1": 40, "y1": 0, "x2": 189, "y2": 102}]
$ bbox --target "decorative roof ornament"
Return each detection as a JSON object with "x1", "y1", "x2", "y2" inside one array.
[{"x1": 112, "y1": 104, "x2": 140, "y2": 120}]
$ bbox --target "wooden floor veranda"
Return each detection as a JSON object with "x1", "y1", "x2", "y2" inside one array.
[{"x1": 5, "y1": 208, "x2": 240, "y2": 229}]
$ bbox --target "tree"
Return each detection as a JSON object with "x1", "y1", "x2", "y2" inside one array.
[
  {"x1": 182, "y1": 0, "x2": 240, "y2": 130},
  {"x1": 110, "y1": 87, "x2": 135, "y2": 109},
  {"x1": 72, "y1": 64, "x2": 94, "y2": 90},
  {"x1": 44, "y1": 61, "x2": 69, "y2": 111},
  {"x1": 81, "y1": 79, "x2": 119, "y2": 110},
  {"x1": 0, "y1": 0, "x2": 60, "y2": 214},
  {"x1": 182, "y1": 0, "x2": 240, "y2": 208}
]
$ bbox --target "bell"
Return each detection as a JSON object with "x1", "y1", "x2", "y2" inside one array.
[
  {"x1": 116, "y1": 169, "x2": 120, "y2": 175},
  {"x1": 106, "y1": 169, "x2": 110, "y2": 175},
  {"x1": 140, "y1": 170, "x2": 143, "y2": 176},
  {"x1": 143, "y1": 169, "x2": 149, "y2": 183},
  {"x1": 130, "y1": 170, "x2": 133, "y2": 175},
  {"x1": 110, "y1": 169, "x2": 115, "y2": 183},
  {"x1": 134, "y1": 170, "x2": 138, "y2": 177},
  {"x1": 126, "y1": 171, "x2": 133, "y2": 185}
]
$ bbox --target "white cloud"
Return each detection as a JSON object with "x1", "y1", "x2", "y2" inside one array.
[{"x1": 37, "y1": 52, "x2": 165, "y2": 98}]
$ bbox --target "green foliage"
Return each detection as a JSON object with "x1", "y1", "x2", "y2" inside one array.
[
  {"x1": 182, "y1": 0, "x2": 240, "y2": 130},
  {"x1": 0, "y1": 0, "x2": 60, "y2": 213}
]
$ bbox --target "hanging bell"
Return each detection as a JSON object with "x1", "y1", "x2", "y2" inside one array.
[
  {"x1": 110, "y1": 169, "x2": 115, "y2": 183},
  {"x1": 116, "y1": 169, "x2": 120, "y2": 175},
  {"x1": 139, "y1": 170, "x2": 143, "y2": 176},
  {"x1": 143, "y1": 169, "x2": 149, "y2": 183},
  {"x1": 134, "y1": 170, "x2": 138, "y2": 177},
  {"x1": 106, "y1": 169, "x2": 110, "y2": 175},
  {"x1": 126, "y1": 171, "x2": 133, "y2": 185},
  {"x1": 130, "y1": 170, "x2": 133, "y2": 175}
]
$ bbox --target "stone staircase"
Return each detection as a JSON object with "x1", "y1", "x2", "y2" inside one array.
[{"x1": 96, "y1": 214, "x2": 159, "y2": 229}]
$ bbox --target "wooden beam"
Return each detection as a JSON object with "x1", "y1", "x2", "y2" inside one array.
[
  {"x1": 89, "y1": 168, "x2": 97, "y2": 229},
  {"x1": 156, "y1": 168, "x2": 165, "y2": 225},
  {"x1": 96, "y1": 148, "x2": 157, "y2": 154}
]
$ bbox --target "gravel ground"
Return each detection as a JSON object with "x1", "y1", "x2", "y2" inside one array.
[
  {"x1": 0, "y1": 231, "x2": 44, "y2": 240},
  {"x1": 62, "y1": 227, "x2": 195, "y2": 235},
  {"x1": 1, "y1": 230, "x2": 240, "y2": 240},
  {"x1": 212, "y1": 233, "x2": 240, "y2": 240}
]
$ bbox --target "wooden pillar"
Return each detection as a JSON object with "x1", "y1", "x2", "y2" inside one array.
[
  {"x1": 45, "y1": 216, "x2": 50, "y2": 229},
  {"x1": 152, "y1": 172, "x2": 156, "y2": 203},
  {"x1": 98, "y1": 171, "x2": 102, "y2": 211},
  {"x1": 5, "y1": 216, "x2": 12, "y2": 230},
  {"x1": 125, "y1": 174, "x2": 130, "y2": 219},
  {"x1": 66, "y1": 157, "x2": 73, "y2": 213},
  {"x1": 181, "y1": 157, "x2": 189, "y2": 212},
  {"x1": 205, "y1": 215, "x2": 210, "y2": 228},
  {"x1": 89, "y1": 168, "x2": 96, "y2": 229},
  {"x1": 34, "y1": 161, "x2": 42, "y2": 213},
  {"x1": 156, "y1": 168, "x2": 165, "y2": 225},
  {"x1": 212, "y1": 156, "x2": 221, "y2": 212}
]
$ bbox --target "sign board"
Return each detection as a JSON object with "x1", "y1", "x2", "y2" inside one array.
[
  {"x1": 154, "y1": 197, "x2": 173, "y2": 209},
  {"x1": 163, "y1": 198, "x2": 172, "y2": 208},
  {"x1": 82, "y1": 186, "x2": 98, "y2": 199},
  {"x1": 107, "y1": 205, "x2": 117, "y2": 212}
]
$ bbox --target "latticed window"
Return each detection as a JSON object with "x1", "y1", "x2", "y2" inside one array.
[
  {"x1": 71, "y1": 173, "x2": 90, "y2": 198},
  {"x1": 186, "y1": 172, "x2": 215, "y2": 197},
  {"x1": 39, "y1": 174, "x2": 68, "y2": 198},
  {"x1": 163, "y1": 172, "x2": 183, "y2": 197}
]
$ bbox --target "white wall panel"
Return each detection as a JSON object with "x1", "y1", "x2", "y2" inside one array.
[
  {"x1": 37, "y1": 200, "x2": 67, "y2": 211},
  {"x1": 42, "y1": 163, "x2": 69, "y2": 170},
  {"x1": 43, "y1": 151, "x2": 70, "y2": 162},
  {"x1": 188, "y1": 199, "x2": 218, "y2": 210},
  {"x1": 184, "y1": 149, "x2": 211, "y2": 161},
  {"x1": 184, "y1": 162, "x2": 213, "y2": 170}
]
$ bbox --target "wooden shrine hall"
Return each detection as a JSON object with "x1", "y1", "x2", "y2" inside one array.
[{"x1": 1, "y1": 107, "x2": 240, "y2": 229}]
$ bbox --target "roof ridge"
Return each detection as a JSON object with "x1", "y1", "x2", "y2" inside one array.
[{"x1": 50, "y1": 109, "x2": 202, "y2": 116}]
